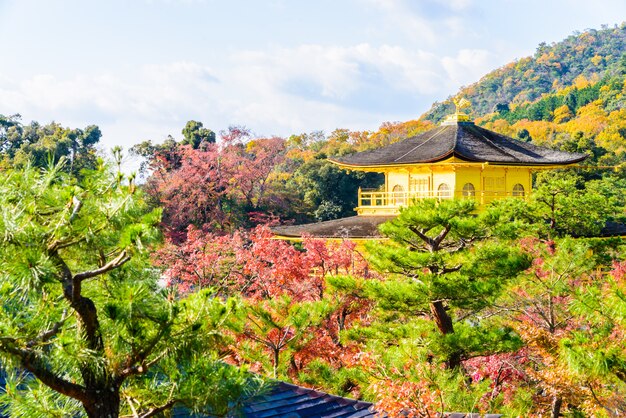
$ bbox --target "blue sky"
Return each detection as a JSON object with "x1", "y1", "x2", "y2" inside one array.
[{"x1": 2, "y1": 0, "x2": 626, "y2": 152}]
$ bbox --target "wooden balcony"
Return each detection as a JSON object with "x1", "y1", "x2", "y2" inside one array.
[{"x1": 356, "y1": 188, "x2": 526, "y2": 215}]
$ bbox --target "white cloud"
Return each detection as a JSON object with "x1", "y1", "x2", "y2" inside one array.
[
  {"x1": 432, "y1": 0, "x2": 472, "y2": 12},
  {"x1": 0, "y1": 42, "x2": 498, "y2": 149},
  {"x1": 362, "y1": 0, "x2": 439, "y2": 45},
  {"x1": 441, "y1": 48, "x2": 494, "y2": 87}
]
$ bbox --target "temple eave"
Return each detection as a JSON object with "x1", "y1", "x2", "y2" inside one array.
[{"x1": 270, "y1": 216, "x2": 395, "y2": 239}]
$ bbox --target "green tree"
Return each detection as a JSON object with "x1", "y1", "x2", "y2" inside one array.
[
  {"x1": 0, "y1": 115, "x2": 101, "y2": 175},
  {"x1": 289, "y1": 159, "x2": 382, "y2": 220},
  {"x1": 234, "y1": 296, "x2": 327, "y2": 379},
  {"x1": 489, "y1": 171, "x2": 626, "y2": 239},
  {"x1": 0, "y1": 161, "x2": 258, "y2": 418},
  {"x1": 363, "y1": 199, "x2": 530, "y2": 369},
  {"x1": 181, "y1": 120, "x2": 216, "y2": 148}
]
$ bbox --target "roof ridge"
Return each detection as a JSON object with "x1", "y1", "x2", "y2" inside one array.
[
  {"x1": 468, "y1": 125, "x2": 520, "y2": 160},
  {"x1": 454, "y1": 123, "x2": 461, "y2": 154},
  {"x1": 393, "y1": 125, "x2": 449, "y2": 162}
]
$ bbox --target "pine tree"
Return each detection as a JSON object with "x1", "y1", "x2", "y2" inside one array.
[
  {"x1": 364, "y1": 199, "x2": 530, "y2": 369},
  {"x1": 0, "y1": 160, "x2": 259, "y2": 418}
]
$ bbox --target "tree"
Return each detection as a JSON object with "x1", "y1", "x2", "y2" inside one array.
[
  {"x1": 0, "y1": 115, "x2": 101, "y2": 175},
  {"x1": 364, "y1": 199, "x2": 530, "y2": 369},
  {"x1": 234, "y1": 297, "x2": 326, "y2": 378},
  {"x1": 0, "y1": 161, "x2": 257, "y2": 418},
  {"x1": 137, "y1": 126, "x2": 293, "y2": 238},
  {"x1": 500, "y1": 238, "x2": 596, "y2": 417},
  {"x1": 288, "y1": 159, "x2": 382, "y2": 220},
  {"x1": 489, "y1": 171, "x2": 625, "y2": 239},
  {"x1": 181, "y1": 120, "x2": 216, "y2": 148}
]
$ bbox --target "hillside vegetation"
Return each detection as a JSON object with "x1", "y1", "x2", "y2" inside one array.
[{"x1": 423, "y1": 23, "x2": 626, "y2": 167}]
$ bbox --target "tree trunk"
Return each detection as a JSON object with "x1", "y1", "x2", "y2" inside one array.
[
  {"x1": 273, "y1": 348, "x2": 279, "y2": 378},
  {"x1": 430, "y1": 301, "x2": 461, "y2": 369},
  {"x1": 551, "y1": 395, "x2": 562, "y2": 418},
  {"x1": 430, "y1": 301, "x2": 453, "y2": 334},
  {"x1": 83, "y1": 389, "x2": 120, "y2": 418}
]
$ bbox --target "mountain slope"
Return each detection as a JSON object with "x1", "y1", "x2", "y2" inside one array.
[{"x1": 423, "y1": 23, "x2": 626, "y2": 123}]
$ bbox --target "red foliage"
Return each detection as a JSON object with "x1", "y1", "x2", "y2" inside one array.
[
  {"x1": 371, "y1": 378, "x2": 441, "y2": 418},
  {"x1": 463, "y1": 350, "x2": 530, "y2": 405},
  {"x1": 153, "y1": 225, "x2": 245, "y2": 294},
  {"x1": 156, "y1": 225, "x2": 373, "y2": 302},
  {"x1": 145, "y1": 130, "x2": 287, "y2": 240},
  {"x1": 237, "y1": 226, "x2": 313, "y2": 300},
  {"x1": 156, "y1": 224, "x2": 376, "y2": 378},
  {"x1": 611, "y1": 260, "x2": 626, "y2": 282}
]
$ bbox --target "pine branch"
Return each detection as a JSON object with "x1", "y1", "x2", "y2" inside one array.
[
  {"x1": 0, "y1": 340, "x2": 88, "y2": 402},
  {"x1": 26, "y1": 309, "x2": 70, "y2": 348},
  {"x1": 117, "y1": 320, "x2": 171, "y2": 383},
  {"x1": 118, "y1": 349, "x2": 169, "y2": 381},
  {"x1": 73, "y1": 250, "x2": 130, "y2": 282},
  {"x1": 137, "y1": 400, "x2": 176, "y2": 418}
]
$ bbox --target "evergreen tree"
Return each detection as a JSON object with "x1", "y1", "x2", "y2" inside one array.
[
  {"x1": 363, "y1": 199, "x2": 530, "y2": 369},
  {"x1": 0, "y1": 160, "x2": 259, "y2": 417}
]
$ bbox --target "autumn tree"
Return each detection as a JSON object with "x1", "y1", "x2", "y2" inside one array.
[
  {"x1": 135, "y1": 126, "x2": 291, "y2": 238},
  {"x1": 0, "y1": 160, "x2": 259, "y2": 418},
  {"x1": 499, "y1": 238, "x2": 597, "y2": 417},
  {"x1": 155, "y1": 225, "x2": 375, "y2": 389}
]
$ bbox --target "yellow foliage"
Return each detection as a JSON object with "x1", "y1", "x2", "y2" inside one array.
[
  {"x1": 565, "y1": 101, "x2": 607, "y2": 137},
  {"x1": 512, "y1": 119, "x2": 556, "y2": 145},
  {"x1": 596, "y1": 109, "x2": 626, "y2": 154},
  {"x1": 590, "y1": 54, "x2": 603, "y2": 66},
  {"x1": 553, "y1": 104, "x2": 574, "y2": 124},
  {"x1": 285, "y1": 148, "x2": 315, "y2": 162},
  {"x1": 573, "y1": 74, "x2": 591, "y2": 89}
]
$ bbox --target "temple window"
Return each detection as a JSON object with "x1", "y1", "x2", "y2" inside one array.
[
  {"x1": 437, "y1": 183, "x2": 451, "y2": 198},
  {"x1": 409, "y1": 177, "x2": 429, "y2": 196},
  {"x1": 512, "y1": 183, "x2": 525, "y2": 197},
  {"x1": 462, "y1": 182, "x2": 475, "y2": 197},
  {"x1": 392, "y1": 185, "x2": 405, "y2": 205}
]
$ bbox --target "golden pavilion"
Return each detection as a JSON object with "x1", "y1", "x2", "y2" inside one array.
[{"x1": 272, "y1": 102, "x2": 587, "y2": 239}]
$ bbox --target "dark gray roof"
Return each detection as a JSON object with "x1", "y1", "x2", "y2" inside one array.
[
  {"x1": 271, "y1": 216, "x2": 394, "y2": 239},
  {"x1": 330, "y1": 122, "x2": 587, "y2": 167},
  {"x1": 241, "y1": 381, "x2": 378, "y2": 418},
  {"x1": 170, "y1": 380, "x2": 380, "y2": 418}
]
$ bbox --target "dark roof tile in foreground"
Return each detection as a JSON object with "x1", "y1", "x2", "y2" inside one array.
[
  {"x1": 241, "y1": 381, "x2": 379, "y2": 418},
  {"x1": 271, "y1": 216, "x2": 394, "y2": 239},
  {"x1": 330, "y1": 122, "x2": 587, "y2": 167}
]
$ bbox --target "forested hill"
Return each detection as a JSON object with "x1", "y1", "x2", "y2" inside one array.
[{"x1": 423, "y1": 23, "x2": 626, "y2": 123}]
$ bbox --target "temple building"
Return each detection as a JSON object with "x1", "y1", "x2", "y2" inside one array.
[{"x1": 272, "y1": 101, "x2": 587, "y2": 240}]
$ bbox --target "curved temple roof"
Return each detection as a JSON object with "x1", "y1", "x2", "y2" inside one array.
[
  {"x1": 272, "y1": 215, "x2": 394, "y2": 239},
  {"x1": 329, "y1": 122, "x2": 587, "y2": 167}
]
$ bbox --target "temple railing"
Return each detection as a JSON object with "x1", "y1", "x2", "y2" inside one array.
[{"x1": 357, "y1": 188, "x2": 526, "y2": 211}]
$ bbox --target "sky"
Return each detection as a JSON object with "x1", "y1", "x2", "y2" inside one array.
[{"x1": 2, "y1": 0, "x2": 626, "y2": 152}]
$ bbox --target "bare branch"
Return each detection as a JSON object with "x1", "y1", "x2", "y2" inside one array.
[
  {"x1": 69, "y1": 196, "x2": 82, "y2": 222},
  {"x1": 74, "y1": 250, "x2": 130, "y2": 282},
  {"x1": 118, "y1": 349, "x2": 169, "y2": 381},
  {"x1": 432, "y1": 225, "x2": 451, "y2": 250}
]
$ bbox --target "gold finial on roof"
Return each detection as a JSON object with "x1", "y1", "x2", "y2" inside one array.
[{"x1": 442, "y1": 97, "x2": 472, "y2": 125}]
